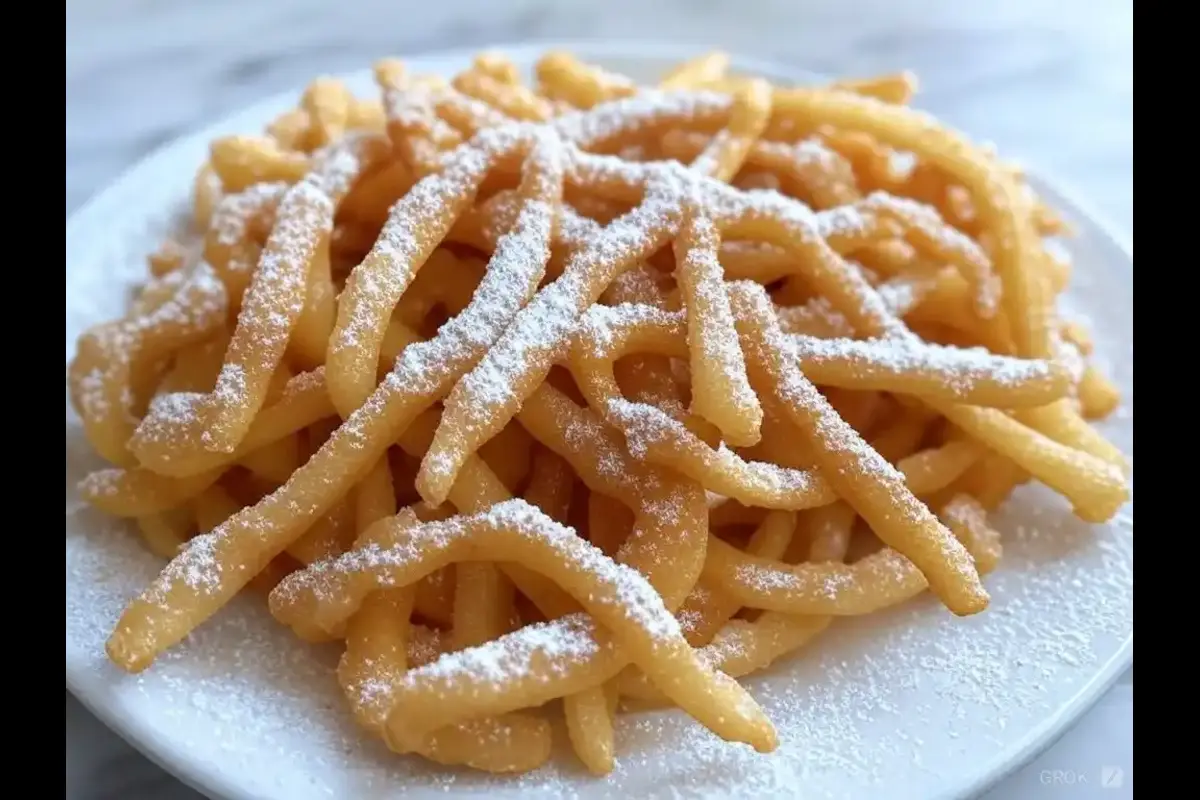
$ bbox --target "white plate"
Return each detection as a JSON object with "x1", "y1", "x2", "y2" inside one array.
[{"x1": 65, "y1": 40, "x2": 1133, "y2": 800}]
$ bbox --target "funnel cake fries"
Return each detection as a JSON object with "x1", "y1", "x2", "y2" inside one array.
[{"x1": 68, "y1": 49, "x2": 1131, "y2": 777}]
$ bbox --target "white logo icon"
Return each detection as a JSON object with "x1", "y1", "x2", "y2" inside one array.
[{"x1": 1100, "y1": 766, "x2": 1125, "y2": 789}]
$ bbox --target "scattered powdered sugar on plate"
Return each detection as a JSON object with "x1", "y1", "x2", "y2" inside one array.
[{"x1": 65, "y1": 51, "x2": 1132, "y2": 800}]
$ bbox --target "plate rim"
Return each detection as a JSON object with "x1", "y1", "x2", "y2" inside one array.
[{"x1": 65, "y1": 38, "x2": 1133, "y2": 800}]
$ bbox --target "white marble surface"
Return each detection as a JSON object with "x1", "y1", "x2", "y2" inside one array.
[{"x1": 65, "y1": 1, "x2": 1132, "y2": 797}]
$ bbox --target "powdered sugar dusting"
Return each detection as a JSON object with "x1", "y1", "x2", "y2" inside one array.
[
  {"x1": 597, "y1": 501, "x2": 1132, "y2": 800},
  {"x1": 555, "y1": 89, "x2": 732, "y2": 149},
  {"x1": 308, "y1": 133, "x2": 379, "y2": 200},
  {"x1": 727, "y1": 548, "x2": 919, "y2": 608},
  {"x1": 606, "y1": 397, "x2": 822, "y2": 502},
  {"x1": 281, "y1": 498, "x2": 683, "y2": 646},
  {"x1": 403, "y1": 613, "x2": 607, "y2": 692},
  {"x1": 135, "y1": 391, "x2": 207, "y2": 447},
  {"x1": 875, "y1": 273, "x2": 934, "y2": 317},
  {"x1": 449, "y1": 179, "x2": 679, "y2": 424},
  {"x1": 771, "y1": 136, "x2": 859, "y2": 205},
  {"x1": 677, "y1": 212, "x2": 759, "y2": 424},
  {"x1": 334, "y1": 143, "x2": 492, "y2": 351},
  {"x1": 212, "y1": 182, "x2": 287, "y2": 247},
  {"x1": 605, "y1": 397, "x2": 681, "y2": 460},
  {"x1": 146, "y1": 531, "x2": 223, "y2": 606},
  {"x1": 1051, "y1": 328, "x2": 1088, "y2": 385},
  {"x1": 216, "y1": 177, "x2": 331, "y2": 360},
  {"x1": 775, "y1": 362, "x2": 905, "y2": 488},
  {"x1": 213, "y1": 363, "x2": 246, "y2": 407},
  {"x1": 560, "y1": 403, "x2": 644, "y2": 498},
  {"x1": 711, "y1": 187, "x2": 911, "y2": 340},
  {"x1": 738, "y1": 283, "x2": 979, "y2": 582},
  {"x1": 788, "y1": 334, "x2": 1059, "y2": 393},
  {"x1": 413, "y1": 138, "x2": 563, "y2": 415},
  {"x1": 578, "y1": 302, "x2": 680, "y2": 356},
  {"x1": 941, "y1": 493, "x2": 990, "y2": 532},
  {"x1": 65, "y1": 51, "x2": 1132, "y2": 800},
  {"x1": 72, "y1": 262, "x2": 228, "y2": 435},
  {"x1": 861, "y1": 192, "x2": 997, "y2": 317}
]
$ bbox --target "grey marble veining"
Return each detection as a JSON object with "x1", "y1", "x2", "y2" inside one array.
[{"x1": 65, "y1": 1, "x2": 1132, "y2": 797}]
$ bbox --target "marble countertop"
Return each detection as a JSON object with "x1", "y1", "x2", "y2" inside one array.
[{"x1": 65, "y1": 1, "x2": 1132, "y2": 797}]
